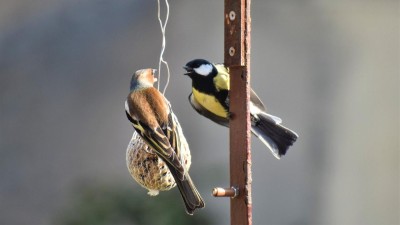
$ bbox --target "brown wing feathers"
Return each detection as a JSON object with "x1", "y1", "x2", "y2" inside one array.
[{"x1": 127, "y1": 88, "x2": 185, "y2": 180}]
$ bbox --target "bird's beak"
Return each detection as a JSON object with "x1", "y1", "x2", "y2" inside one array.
[
  {"x1": 183, "y1": 66, "x2": 193, "y2": 75},
  {"x1": 152, "y1": 69, "x2": 158, "y2": 82}
]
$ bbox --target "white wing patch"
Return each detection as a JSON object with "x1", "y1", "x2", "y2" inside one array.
[
  {"x1": 194, "y1": 64, "x2": 213, "y2": 76},
  {"x1": 125, "y1": 100, "x2": 130, "y2": 115},
  {"x1": 125, "y1": 100, "x2": 138, "y2": 120}
]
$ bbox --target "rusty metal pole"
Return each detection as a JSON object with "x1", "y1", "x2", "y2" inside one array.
[{"x1": 225, "y1": 0, "x2": 252, "y2": 224}]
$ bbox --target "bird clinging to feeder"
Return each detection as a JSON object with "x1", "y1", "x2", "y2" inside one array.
[
  {"x1": 125, "y1": 69, "x2": 204, "y2": 215},
  {"x1": 183, "y1": 59, "x2": 298, "y2": 159}
]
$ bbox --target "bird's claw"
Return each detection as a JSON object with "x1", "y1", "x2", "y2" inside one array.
[{"x1": 228, "y1": 111, "x2": 235, "y2": 120}]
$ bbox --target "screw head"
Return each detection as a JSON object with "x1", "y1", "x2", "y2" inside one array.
[
  {"x1": 229, "y1": 47, "x2": 235, "y2": 56},
  {"x1": 229, "y1": 11, "x2": 236, "y2": 21}
]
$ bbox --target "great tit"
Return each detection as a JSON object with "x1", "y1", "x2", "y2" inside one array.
[
  {"x1": 183, "y1": 59, "x2": 298, "y2": 159},
  {"x1": 125, "y1": 69, "x2": 204, "y2": 215}
]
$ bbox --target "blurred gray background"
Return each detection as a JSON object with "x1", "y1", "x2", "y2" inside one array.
[{"x1": 0, "y1": 0, "x2": 398, "y2": 225}]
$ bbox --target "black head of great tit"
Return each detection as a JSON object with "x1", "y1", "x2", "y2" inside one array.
[
  {"x1": 125, "y1": 68, "x2": 204, "y2": 214},
  {"x1": 183, "y1": 59, "x2": 298, "y2": 159}
]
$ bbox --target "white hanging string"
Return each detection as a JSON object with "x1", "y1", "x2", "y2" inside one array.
[{"x1": 157, "y1": 0, "x2": 171, "y2": 94}]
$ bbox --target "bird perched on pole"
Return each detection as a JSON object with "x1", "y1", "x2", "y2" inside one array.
[
  {"x1": 183, "y1": 59, "x2": 298, "y2": 159},
  {"x1": 125, "y1": 68, "x2": 204, "y2": 215}
]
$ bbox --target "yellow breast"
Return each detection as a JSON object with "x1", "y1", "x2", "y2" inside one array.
[{"x1": 192, "y1": 88, "x2": 228, "y2": 118}]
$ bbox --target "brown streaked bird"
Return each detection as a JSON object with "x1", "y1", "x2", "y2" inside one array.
[{"x1": 125, "y1": 68, "x2": 204, "y2": 215}]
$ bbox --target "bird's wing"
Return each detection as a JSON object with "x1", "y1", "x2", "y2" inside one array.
[
  {"x1": 163, "y1": 101, "x2": 182, "y2": 165},
  {"x1": 165, "y1": 102, "x2": 192, "y2": 172},
  {"x1": 188, "y1": 93, "x2": 229, "y2": 127},
  {"x1": 214, "y1": 63, "x2": 266, "y2": 111},
  {"x1": 133, "y1": 118, "x2": 186, "y2": 180},
  {"x1": 214, "y1": 64, "x2": 230, "y2": 91},
  {"x1": 125, "y1": 98, "x2": 185, "y2": 180},
  {"x1": 250, "y1": 89, "x2": 266, "y2": 111}
]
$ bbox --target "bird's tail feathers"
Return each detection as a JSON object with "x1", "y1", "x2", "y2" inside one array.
[
  {"x1": 169, "y1": 168, "x2": 205, "y2": 215},
  {"x1": 265, "y1": 113, "x2": 282, "y2": 124},
  {"x1": 252, "y1": 113, "x2": 298, "y2": 159}
]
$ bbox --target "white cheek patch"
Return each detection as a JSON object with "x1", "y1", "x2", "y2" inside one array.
[{"x1": 194, "y1": 64, "x2": 213, "y2": 76}]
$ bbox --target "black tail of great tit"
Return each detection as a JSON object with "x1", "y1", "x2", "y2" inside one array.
[{"x1": 251, "y1": 113, "x2": 298, "y2": 159}]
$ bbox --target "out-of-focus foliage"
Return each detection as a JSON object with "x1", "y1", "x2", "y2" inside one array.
[{"x1": 55, "y1": 184, "x2": 213, "y2": 225}]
